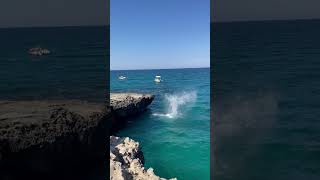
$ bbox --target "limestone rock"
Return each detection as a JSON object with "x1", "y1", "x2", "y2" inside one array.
[
  {"x1": 110, "y1": 136, "x2": 176, "y2": 180},
  {"x1": 110, "y1": 93, "x2": 155, "y2": 118},
  {"x1": 0, "y1": 100, "x2": 110, "y2": 179}
]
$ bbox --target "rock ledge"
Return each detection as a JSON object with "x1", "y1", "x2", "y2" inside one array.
[
  {"x1": 0, "y1": 100, "x2": 110, "y2": 179},
  {"x1": 111, "y1": 93, "x2": 155, "y2": 118},
  {"x1": 110, "y1": 136, "x2": 176, "y2": 180},
  {"x1": 110, "y1": 93, "x2": 155, "y2": 133}
]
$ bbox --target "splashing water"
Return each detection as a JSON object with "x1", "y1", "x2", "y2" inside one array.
[{"x1": 153, "y1": 91, "x2": 197, "y2": 118}]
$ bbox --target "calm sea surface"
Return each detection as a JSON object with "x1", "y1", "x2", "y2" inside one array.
[
  {"x1": 213, "y1": 20, "x2": 320, "y2": 180},
  {"x1": 0, "y1": 26, "x2": 108, "y2": 102},
  {"x1": 5, "y1": 20, "x2": 319, "y2": 180},
  {"x1": 111, "y1": 68, "x2": 210, "y2": 179}
]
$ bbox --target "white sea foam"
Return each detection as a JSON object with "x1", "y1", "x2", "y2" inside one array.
[{"x1": 153, "y1": 91, "x2": 197, "y2": 118}]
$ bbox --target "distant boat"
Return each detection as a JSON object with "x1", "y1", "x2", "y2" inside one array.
[
  {"x1": 28, "y1": 47, "x2": 50, "y2": 56},
  {"x1": 154, "y1": 75, "x2": 162, "y2": 83},
  {"x1": 118, "y1": 76, "x2": 126, "y2": 80}
]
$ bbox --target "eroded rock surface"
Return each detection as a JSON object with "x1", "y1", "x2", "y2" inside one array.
[
  {"x1": 0, "y1": 93, "x2": 166, "y2": 180},
  {"x1": 110, "y1": 93, "x2": 154, "y2": 118},
  {"x1": 110, "y1": 136, "x2": 176, "y2": 180},
  {"x1": 110, "y1": 93, "x2": 155, "y2": 133},
  {"x1": 0, "y1": 100, "x2": 110, "y2": 180}
]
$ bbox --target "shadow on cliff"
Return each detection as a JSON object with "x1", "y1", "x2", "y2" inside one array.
[
  {"x1": 110, "y1": 108, "x2": 152, "y2": 135},
  {"x1": 0, "y1": 102, "x2": 112, "y2": 180}
]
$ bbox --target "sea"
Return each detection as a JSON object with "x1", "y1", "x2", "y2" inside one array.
[
  {"x1": 0, "y1": 26, "x2": 108, "y2": 102},
  {"x1": 213, "y1": 20, "x2": 320, "y2": 180},
  {"x1": 111, "y1": 68, "x2": 210, "y2": 179},
  {"x1": 4, "y1": 20, "x2": 319, "y2": 180}
]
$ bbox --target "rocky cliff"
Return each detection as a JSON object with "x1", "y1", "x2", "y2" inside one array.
[
  {"x1": 110, "y1": 93, "x2": 178, "y2": 180},
  {"x1": 0, "y1": 93, "x2": 173, "y2": 180},
  {"x1": 110, "y1": 93, "x2": 154, "y2": 133},
  {"x1": 110, "y1": 136, "x2": 176, "y2": 180},
  {"x1": 0, "y1": 100, "x2": 110, "y2": 180},
  {"x1": 110, "y1": 93, "x2": 154, "y2": 118}
]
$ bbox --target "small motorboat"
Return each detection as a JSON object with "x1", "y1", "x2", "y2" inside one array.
[
  {"x1": 28, "y1": 47, "x2": 50, "y2": 56},
  {"x1": 118, "y1": 75, "x2": 126, "y2": 80},
  {"x1": 154, "y1": 75, "x2": 162, "y2": 83}
]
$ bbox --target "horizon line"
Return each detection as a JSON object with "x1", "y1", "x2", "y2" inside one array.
[
  {"x1": 0, "y1": 24, "x2": 109, "y2": 29},
  {"x1": 2, "y1": 18, "x2": 319, "y2": 29},
  {"x1": 111, "y1": 66, "x2": 210, "y2": 71},
  {"x1": 0, "y1": 17, "x2": 320, "y2": 29},
  {"x1": 212, "y1": 17, "x2": 320, "y2": 24}
]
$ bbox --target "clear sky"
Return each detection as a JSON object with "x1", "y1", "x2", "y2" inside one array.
[{"x1": 110, "y1": 0, "x2": 210, "y2": 70}]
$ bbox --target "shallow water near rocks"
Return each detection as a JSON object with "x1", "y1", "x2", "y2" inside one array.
[{"x1": 111, "y1": 68, "x2": 210, "y2": 180}]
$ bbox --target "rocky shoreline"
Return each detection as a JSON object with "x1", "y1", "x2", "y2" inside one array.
[
  {"x1": 0, "y1": 93, "x2": 173, "y2": 180},
  {"x1": 0, "y1": 100, "x2": 110, "y2": 179},
  {"x1": 110, "y1": 93, "x2": 175, "y2": 179},
  {"x1": 111, "y1": 93, "x2": 155, "y2": 118},
  {"x1": 110, "y1": 136, "x2": 176, "y2": 180},
  {"x1": 110, "y1": 93, "x2": 155, "y2": 133}
]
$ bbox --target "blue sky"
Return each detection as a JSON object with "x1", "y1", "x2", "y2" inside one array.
[{"x1": 111, "y1": 0, "x2": 210, "y2": 70}]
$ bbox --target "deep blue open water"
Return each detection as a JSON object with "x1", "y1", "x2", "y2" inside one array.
[
  {"x1": 213, "y1": 20, "x2": 320, "y2": 180},
  {"x1": 0, "y1": 26, "x2": 108, "y2": 102},
  {"x1": 111, "y1": 68, "x2": 210, "y2": 179}
]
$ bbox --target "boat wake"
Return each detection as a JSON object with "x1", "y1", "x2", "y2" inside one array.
[{"x1": 153, "y1": 91, "x2": 197, "y2": 118}]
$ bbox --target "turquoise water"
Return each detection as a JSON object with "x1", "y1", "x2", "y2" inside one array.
[{"x1": 111, "y1": 68, "x2": 210, "y2": 179}]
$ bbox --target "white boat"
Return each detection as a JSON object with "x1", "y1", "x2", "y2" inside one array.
[
  {"x1": 154, "y1": 75, "x2": 161, "y2": 83},
  {"x1": 28, "y1": 47, "x2": 51, "y2": 56},
  {"x1": 118, "y1": 76, "x2": 126, "y2": 80}
]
